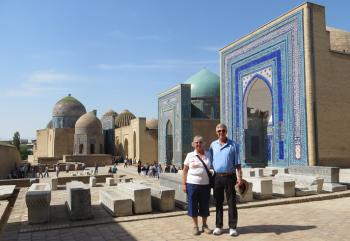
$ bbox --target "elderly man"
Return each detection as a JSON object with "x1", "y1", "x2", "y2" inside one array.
[{"x1": 209, "y1": 123, "x2": 242, "y2": 236}]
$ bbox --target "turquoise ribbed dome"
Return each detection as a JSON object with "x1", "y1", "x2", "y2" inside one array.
[{"x1": 184, "y1": 69, "x2": 220, "y2": 98}]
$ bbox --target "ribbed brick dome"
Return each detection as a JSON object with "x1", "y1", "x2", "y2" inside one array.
[
  {"x1": 103, "y1": 109, "x2": 118, "y2": 117},
  {"x1": 115, "y1": 109, "x2": 136, "y2": 128}
]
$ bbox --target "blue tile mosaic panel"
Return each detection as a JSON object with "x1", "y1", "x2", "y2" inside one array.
[
  {"x1": 221, "y1": 10, "x2": 308, "y2": 167},
  {"x1": 158, "y1": 84, "x2": 192, "y2": 167}
]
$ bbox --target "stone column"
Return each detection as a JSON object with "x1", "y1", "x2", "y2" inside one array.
[{"x1": 304, "y1": 4, "x2": 317, "y2": 166}]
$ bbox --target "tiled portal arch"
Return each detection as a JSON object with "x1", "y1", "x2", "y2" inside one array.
[{"x1": 221, "y1": 10, "x2": 308, "y2": 167}]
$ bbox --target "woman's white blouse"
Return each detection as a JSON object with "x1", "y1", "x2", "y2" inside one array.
[{"x1": 184, "y1": 150, "x2": 211, "y2": 185}]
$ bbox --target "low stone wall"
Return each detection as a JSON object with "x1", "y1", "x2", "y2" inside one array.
[
  {"x1": 0, "y1": 178, "x2": 39, "y2": 188},
  {"x1": 54, "y1": 163, "x2": 83, "y2": 171},
  {"x1": 289, "y1": 166, "x2": 339, "y2": 183},
  {"x1": 0, "y1": 144, "x2": 20, "y2": 179},
  {"x1": 57, "y1": 174, "x2": 113, "y2": 185},
  {"x1": 37, "y1": 157, "x2": 61, "y2": 168},
  {"x1": 63, "y1": 154, "x2": 113, "y2": 167}
]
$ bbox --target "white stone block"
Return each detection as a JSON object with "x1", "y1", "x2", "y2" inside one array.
[
  {"x1": 25, "y1": 183, "x2": 51, "y2": 224},
  {"x1": 105, "y1": 177, "x2": 115, "y2": 186},
  {"x1": 0, "y1": 185, "x2": 16, "y2": 200},
  {"x1": 99, "y1": 190, "x2": 132, "y2": 217},
  {"x1": 66, "y1": 181, "x2": 92, "y2": 220},
  {"x1": 264, "y1": 168, "x2": 278, "y2": 176},
  {"x1": 272, "y1": 179, "x2": 295, "y2": 197},
  {"x1": 89, "y1": 176, "x2": 96, "y2": 187},
  {"x1": 51, "y1": 178, "x2": 58, "y2": 191},
  {"x1": 247, "y1": 178, "x2": 272, "y2": 199},
  {"x1": 150, "y1": 185, "x2": 175, "y2": 212},
  {"x1": 242, "y1": 168, "x2": 255, "y2": 177},
  {"x1": 254, "y1": 168, "x2": 264, "y2": 177},
  {"x1": 118, "y1": 183, "x2": 152, "y2": 214},
  {"x1": 322, "y1": 183, "x2": 347, "y2": 192},
  {"x1": 276, "y1": 174, "x2": 323, "y2": 194}
]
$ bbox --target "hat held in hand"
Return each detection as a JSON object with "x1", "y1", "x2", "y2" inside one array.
[{"x1": 235, "y1": 179, "x2": 249, "y2": 198}]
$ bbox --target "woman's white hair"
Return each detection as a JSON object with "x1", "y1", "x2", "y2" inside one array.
[{"x1": 192, "y1": 135, "x2": 205, "y2": 148}]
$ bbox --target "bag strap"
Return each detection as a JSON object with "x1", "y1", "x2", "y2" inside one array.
[{"x1": 196, "y1": 155, "x2": 211, "y2": 178}]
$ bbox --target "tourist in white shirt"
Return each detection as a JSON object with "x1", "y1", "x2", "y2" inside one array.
[{"x1": 182, "y1": 136, "x2": 212, "y2": 235}]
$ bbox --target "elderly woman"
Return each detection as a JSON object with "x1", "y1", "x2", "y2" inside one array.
[{"x1": 182, "y1": 136, "x2": 212, "y2": 235}]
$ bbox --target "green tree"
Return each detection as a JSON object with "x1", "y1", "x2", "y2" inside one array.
[
  {"x1": 20, "y1": 144, "x2": 32, "y2": 160},
  {"x1": 12, "y1": 131, "x2": 20, "y2": 150}
]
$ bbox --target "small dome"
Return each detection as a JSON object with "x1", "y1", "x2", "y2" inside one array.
[
  {"x1": 184, "y1": 69, "x2": 220, "y2": 98},
  {"x1": 75, "y1": 110, "x2": 102, "y2": 135},
  {"x1": 146, "y1": 119, "x2": 158, "y2": 130},
  {"x1": 103, "y1": 109, "x2": 118, "y2": 117},
  {"x1": 115, "y1": 109, "x2": 136, "y2": 128},
  {"x1": 52, "y1": 94, "x2": 86, "y2": 117},
  {"x1": 46, "y1": 120, "x2": 53, "y2": 129}
]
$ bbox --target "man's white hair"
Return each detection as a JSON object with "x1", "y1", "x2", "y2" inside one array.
[{"x1": 216, "y1": 123, "x2": 227, "y2": 131}]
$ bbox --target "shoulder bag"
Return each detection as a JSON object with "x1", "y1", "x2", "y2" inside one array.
[{"x1": 196, "y1": 155, "x2": 215, "y2": 189}]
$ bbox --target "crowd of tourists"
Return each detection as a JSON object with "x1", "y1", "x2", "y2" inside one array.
[
  {"x1": 136, "y1": 161, "x2": 179, "y2": 179},
  {"x1": 8, "y1": 163, "x2": 50, "y2": 179}
]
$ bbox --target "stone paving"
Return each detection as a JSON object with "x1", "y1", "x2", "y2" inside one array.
[
  {"x1": 2, "y1": 197, "x2": 349, "y2": 241},
  {"x1": 0, "y1": 165, "x2": 349, "y2": 241}
]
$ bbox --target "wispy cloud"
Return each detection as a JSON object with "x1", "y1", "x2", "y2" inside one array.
[
  {"x1": 6, "y1": 70, "x2": 80, "y2": 97},
  {"x1": 6, "y1": 84, "x2": 61, "y2": 97},
  {"x1": 96, "y1": 59, "x2": 218, "y2": 71},
  {"x1": 30, "y1": 50, "x2": 74, "y2": 60},
  {"x1": 28, "y1": 70, "x2": 76, "y2": 83}
]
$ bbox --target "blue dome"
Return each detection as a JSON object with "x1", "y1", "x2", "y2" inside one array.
[{"x1": 184, "y1": 69, "x2": 220, "y2": 98}]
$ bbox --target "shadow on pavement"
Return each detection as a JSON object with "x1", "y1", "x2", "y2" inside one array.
[{"x1": 238, "y1": 224, "x2": 317, "y2": 235}]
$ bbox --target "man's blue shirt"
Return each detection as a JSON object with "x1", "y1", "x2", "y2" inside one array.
[{"x1": 209, "y1": 139, "x2": 240, "y2": 173}]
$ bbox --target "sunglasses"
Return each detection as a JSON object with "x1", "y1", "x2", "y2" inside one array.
[{"x1": 217, "y1": 129, "x2": 227, "y2": 133}]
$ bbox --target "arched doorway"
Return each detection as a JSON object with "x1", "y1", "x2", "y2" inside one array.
[
  {"x1": 124, "y1": 138, "x2": 129, "y2": 158},
  {"x1": 165, "y1": 120, "x2": 173, "y2": 165},
  {"x1": 90, "y1": 144, "x2": 95, "y2": 154},
  {"x1": 133, "y1": 131, "x2": 136, "y2": 159},
  {"x1": 243, "y1": 77, "x2": 272, "y2": 167}
]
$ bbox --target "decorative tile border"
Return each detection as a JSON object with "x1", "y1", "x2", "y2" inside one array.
[{"x1": 158, "y1": 85, "x2": 191, "y2": 167}]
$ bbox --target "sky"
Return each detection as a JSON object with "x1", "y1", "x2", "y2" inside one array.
[{"x1": 0, "y1": 0, "x2": 349, "y2": 140}]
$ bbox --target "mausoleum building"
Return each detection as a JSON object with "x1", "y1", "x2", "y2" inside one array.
[
  {"x1": 220, "y1": 2, "x2": 350, "y2": 168},
  {"x1": 158, "y1": 69, "x2": 220, "y2": 167},
  {"x1": 114, "y1": 110, "x2": 158, "y2": 164}
]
